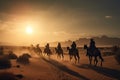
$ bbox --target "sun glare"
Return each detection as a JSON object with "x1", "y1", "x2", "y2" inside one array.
[{"x1": 26, "y1": 26, "x2": 33, "y2": 34}]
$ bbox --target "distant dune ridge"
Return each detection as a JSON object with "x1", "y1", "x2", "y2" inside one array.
[
  {"x1": 50, "y1": 35, "x2": 120, "y2": 47},
  {"x1": 0, "y1": 35, "x2": 120, "y2": 47}
]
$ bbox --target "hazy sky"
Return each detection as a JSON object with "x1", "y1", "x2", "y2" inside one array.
[{"x1": 0, "y1": 0, "x2": 120, "y2": 46}]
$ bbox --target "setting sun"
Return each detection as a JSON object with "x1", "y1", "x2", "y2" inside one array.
[{"x1": 26, "y1": 26, "x2": 33, "y2": 34}]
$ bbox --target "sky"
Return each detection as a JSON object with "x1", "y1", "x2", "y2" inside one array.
[{"x1": 0, "y1": 0, "x2": 120, "y2": 46}]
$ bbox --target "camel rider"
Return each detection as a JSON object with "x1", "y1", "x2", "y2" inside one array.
[
  {"x1": 46, "y1": 43, "x2": 50, "y2": 49},
  {"x1": 57, "y1": 43, "x2": 62, "y2": 50},
  {"x1": 71, "y1": 41, "x2": 77, "y2": 50},
  {"x1": 89, "y1": 39, "x2": 96, "y2": 53},
  {"x1": 36, "y1": 44, "x2": 40, "y2": 48},
  {"x1": 36, "y1": 44, "x2": 41, "y2": 51}
]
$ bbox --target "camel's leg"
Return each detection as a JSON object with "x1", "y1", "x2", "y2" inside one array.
[
  {"x1": 99, "y1": 55, "x2": 103, "y2": 66},
  {"x1": 89, "y1": 56, "x2": 92, "y2": 65},
  {"x1": 57, "y1": 53, "x2": 60, "y2": 59},
  {"x1": 99, "y1": 55, "x2": 104, "y2": 62},
  {"x1": 48, "y1": 54, "x2": 50, "y2": 59},
  {"x1": 59, "y1": 53, "x2": 62, "y2": 60},
  {"x1": 77, "y1": 54, "x2": 80, "y2": 63},
  {"x1": 60, "y1": 53, "x2": 64, "y2": 60},
  {"x1": 70, "y1": 55, "x2": 72, "y2": 61},
  {"x1": 100, "y1": 58, "x2": 103, "y2": 67},
  {"x1": 62, "y1": 53, "x2": 64, "y2": 59},
  {"x1": 59, "y1": 53, "x2": 61, "y2": 59},
  {"x1": 94, "y1": 57, "x2": 98, "y2": 66},
  {"x1": 74, "y1": 55, "x2": 77, "y2": 64},
  {"x1": 57, "y1": 54, "x2": 59, "y2": 59},
  {"x1": 101, "y1": 60, "x2": 102, "y2": 67},
  {"x1": 96, "y1": 57, "x2": 98, "y2": 66},
  {"x1": 59, "y1": 54, "x2": 61, "y2": 59}
]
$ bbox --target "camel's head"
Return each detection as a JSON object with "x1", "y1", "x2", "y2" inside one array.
[
  {"x1": 67, "y1": 47, "x2": 70, "y2": 50},
  {"x1": 84, "y1": 45, "x2": 88, "y2": 49},
  {"x1": 55, "y1": 48, "x2": 57, "y2": 50},
  {"x1": 55, "y1": 48, "x2": 58, "y2": 52}
]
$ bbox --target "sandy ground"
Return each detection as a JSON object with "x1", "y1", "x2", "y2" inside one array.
[
  {"x1": 0, "y1": 54, "x2": 120, "y2": 80},
  {"x1": 50, "y1": 54, "x2": 120, "y2": 80}
]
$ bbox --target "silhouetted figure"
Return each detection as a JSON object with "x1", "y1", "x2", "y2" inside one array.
[
  {"x1": 71, "y1": 41, "x2": 77, "y2": 50},
  {"x1": 36, "y1": 44, "x2": 42, "y2": 55},
  {"x1": 55, "y1": 43, "x2": 64, "y2": 59},
  {"x1": 30, "y1": 44, "x2": 36, "y2": 54},
  {"x1": 30, "y1": 44, "x2": 42, "y2": 56},
  {"x1": 57, "y1": 43, "x2": 62, "y2": 50},
  {"x1": 44, "y1": 43, "x2": 52, "y2": 58},
  {"x1": 84, "y1": 45, "x2": 104, "y2": 66},
  {"x1": 46, "y1": 43, "x2": 49, "y2": 49},
  {"x1": 67, "y1": 41, "x2": 80, "y2": 63},
  {"x1": 36, "y1": 44, "x2": 39, "y2": 48},
  {"x1": 89, "y1": 39, "x2": 96, "y2": 52},
  {"x1": 67, "y1": 46, "x2": 80, "y2": 63}
]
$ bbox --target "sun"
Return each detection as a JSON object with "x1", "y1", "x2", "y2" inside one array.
[{"x1": 26, "y1": 26, "x2": 33, "y2": 34}]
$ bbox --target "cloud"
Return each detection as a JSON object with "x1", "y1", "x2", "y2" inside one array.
[
  {"x1": 53, "y1": 31, "x2": 67, "y2": 35},
  {"x1": 105, "y1": 16, "x2": 112, "y2": 19}
]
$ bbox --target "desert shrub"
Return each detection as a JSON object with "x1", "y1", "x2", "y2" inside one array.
[
  {"x1": 0, "y1": 72, "x2": 17, "y2": 80},
  {"x1": 17, "y1": 54, "x2": 30, "y2": 64},
  {"x1": 0, "y1": 56, "x2": 11, "y2": 69},
  {"x1": 7, "y1": 51, "x2": 18, "y2": 59},
  {"x1": 112, "y1": 45, "x2": 120, "y2": 64},
  {"x1": 22, "y1": 53, "x2": 31, "y2": 58},
  {"x1": 15, "y1": 74, "x2": 24, "y2": 79},
  {"x1": 16, "y1": 65, "x2": 20, "y2": 68}
]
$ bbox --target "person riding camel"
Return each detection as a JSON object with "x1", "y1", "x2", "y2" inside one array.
[
  {"x1": 89, "y1": 38, "x2": 96, "y2": 53},
  {"x1": 57, "y1": 43, "x2": 62, "y2": 50},
  {"x1": 71, "y1": 41, "x2": 77, "y2": 51},
  {"x1": 46, "y1": 43, "x2": 49, "y2": 49},
  {"x1": 45, "y1": 43, "x2": 51, "y2": 52},
  {"x1": 44, "y1": 43, "x2": 52, "y2": 56},
  {"x1": 36, "y1": 44, "x2": 40, "y2": 48}
]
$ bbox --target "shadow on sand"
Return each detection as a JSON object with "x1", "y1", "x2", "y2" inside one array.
[
  {"x1": 42, "y1": 58, "x2": 89, "y2": 80},
  {"x1": 76, "y1": 64, "x2": 120, "y2": 80}
]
